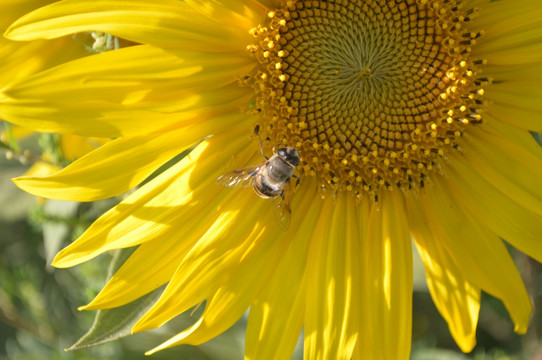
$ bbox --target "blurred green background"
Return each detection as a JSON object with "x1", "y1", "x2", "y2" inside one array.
[{"x1": 1, "y1": 124, "x2": 541, "y2": 360}]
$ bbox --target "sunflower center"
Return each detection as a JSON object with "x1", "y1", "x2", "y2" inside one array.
[{"x1": 246, "y1": 0, "x2": 488, "y2": 196}]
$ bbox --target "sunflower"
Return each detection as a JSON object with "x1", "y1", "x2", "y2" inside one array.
[{"x1": 2, "y1": 0, "x2": 542, "y2": 358}]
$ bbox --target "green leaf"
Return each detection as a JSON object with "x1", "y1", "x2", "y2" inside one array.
[
  {"x1": 3, "y1": 121, "x2": 20, "y2": 153},
  {"x1": 68, "y1": 248, "x2": 163, "y2": 350}
]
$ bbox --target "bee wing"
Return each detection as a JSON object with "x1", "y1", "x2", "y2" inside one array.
[
  {"x1": 272, "y1": 180, "x2": 292, "y2": 231},
  {"x1": 216, "y1": 164, "x2": 261, "y2": 188}
]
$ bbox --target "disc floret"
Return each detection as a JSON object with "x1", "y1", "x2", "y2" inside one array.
[{"x1": 246, "y1": 0, "x2": 488, "y2": 197}]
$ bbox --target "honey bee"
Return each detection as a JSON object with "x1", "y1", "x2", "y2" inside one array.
[{"x1": 217, "y1": 126, "x2": 300, "y2": 230}]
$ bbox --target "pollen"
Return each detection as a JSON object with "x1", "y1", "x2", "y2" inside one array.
[{"x1": 246, "y1": 0, "x2": 488, "y2": 196}]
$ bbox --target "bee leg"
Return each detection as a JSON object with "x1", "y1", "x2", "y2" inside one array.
[{"x1": 291, "y1": 174, "x2": 300, "y2": 188}]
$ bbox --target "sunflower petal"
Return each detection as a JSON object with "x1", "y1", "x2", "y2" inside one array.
[
  {"x1": 407, "y1": 196, "x2": 480, "y2": 352},
  {"x1": 82, "y1": 139, "x2": 262, "y2": 310},
  {"x1": 0, "y1": 37, "x2": 88, "y2": 88},
  {"x1": 14, "y1": 131, "x2": 188, "y2": 201},
  {"x1": 145, "y1": 210, "x2": 287, "y2": 354},
  {"x1": 446, "y1": 151, "x2": 542, "y2": 264},
  {"x1": 81, "y1": 229, "x2": 198, "y2": 310},
  {"x1": 13, "y1": 113, "x2": 248, "y2": 201},
  {"x1": 133, "y1": 190, "x2": 271, "y2": 333},
  {"x1": 52, "y1": 129, "x2": 251, "y2": 268},
  {"x1": 354, "y1": 191, "x2": 413, "y2": 359},
  {"x1": 482, "y1": 118, "x2": 542, "y2": 161},
  {"x1": 463, "y1": 125, "x2": 542, "y2": 218},
  {"x1": 0, "y1": 44, "x2": 254, "y2": 137},
  {"x1": 487, "y1": 103, "x2": 542, "y2": 132},
  {"x1": 304, "y1": 194, "x2": 362, "y2": 359},
  {"x1": 183, "y1": 0, "x2": 266, "y2": 30},
  {"x1": 484, "y1": 62, "x2": 542, "y2": 82},
  {"x1": 420, "y1": 177, "x2": 532, "y2": 334},
  {"x1": 483, "y1": 64, "x2": 542, "y2": 132},
  {"x1": 246, "y1": 179, "x2": 321, "y2": 360},
  {"x1": 473, "y1": 2, "x2": 542, "y2": 64},
  {"x1": 5, "y1": 0, "x2": 248, "y2": 52},
  {"x1": 485, "y1": 80, "x2": 542, "y2": 117}
]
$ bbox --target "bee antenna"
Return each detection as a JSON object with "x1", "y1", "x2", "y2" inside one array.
[{"x1": 253, "y1": 124, "x2": 268, "y2": 160}]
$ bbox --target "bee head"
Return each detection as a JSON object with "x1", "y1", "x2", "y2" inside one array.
[{"x1": 277, "y1": 147, "x2": 300, "y2": 167}]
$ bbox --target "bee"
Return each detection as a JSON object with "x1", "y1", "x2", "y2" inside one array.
[{"x1": 217, "y1": 126, "x2": 300, "y2": 230}]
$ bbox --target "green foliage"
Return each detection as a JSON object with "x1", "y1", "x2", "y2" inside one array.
[
  {"x1": 2, "y1": 122, "x2": 19, "y2": 153},
  {"x1": 69, "y1": 249, "x2": 163, "y2": 350}
]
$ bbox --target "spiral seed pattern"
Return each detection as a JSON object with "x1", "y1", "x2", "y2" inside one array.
[{"x1": 246, "y1": 0, "x2": 488, "y2": 196}]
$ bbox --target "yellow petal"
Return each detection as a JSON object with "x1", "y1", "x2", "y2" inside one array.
[
  {"x1": 82, "y1": 178, "x2": 261, "y2": 310},
  {"x1": 487, "y1": 103, "x2": 542, "y2": 132},
  {"x1": 0, "y1": 36, "x2": 88, "y2": 88},
  {"x1": 485, "y1": 80, "x2": 542, "y2": 116},
  {"x1": 420, "y1": 177, "x2": 532, "y2": 334},
  {"x1": 138, "y1": 167, "x2": 322, "y2": 343},
  {"x1": 484, "y1": 62, "x2": 542, "y2": 82},
  {"x1": 463, "y1": 124, "x2": 542, "y2": 218},
  {"x1": 406, "y1": 195, "x2": 480, "y2": 353},
  {"x1": 52, "y1": 127, "x2": 252, "y2": 268},
  {"x1": 483, "y1": 117, "x2": 542, "y2": 161},
  {"x1": 15, "y1": 133, "x2": 180, "y2": 201},
  {"x1": 0, "y1": 0, "x2": 91, "y2": 88},
  {"x1": 5, "y1": 0, "x2": 249, "y2": 52},
  {"x1": 13, "y1": 113, "x2": 249, "y2": 201},
  {"x1": 150, "y1": 190, "x2": 314, "y2": 350},
  {"x1": 81, "y1": 238, "x2": 192, "y2": 310},
  {"x1": 446, "y1": 151, "x2": 542, "y2": 264},
  {"x1": 245, "y1": 178, "x2": 321, "y2": 360},
  {"x1": 480, "y1": 42, "x2": 542, "y2": 66},
  {"x1": 59, "y1": 134, "x2": 107, "y2": 162},
  {"x1": 304, "y1": 194, "x2": 361, "y2": 359},
  {"x1": 0, "y1": 44, "x2": 254, "y2": 137},
  {"x1": 146, "y1": 202, "x2": 290, "y2": 353},
  {"x1": 353, "y1": 190, "x2": 412, "y2": 360},
  {"x1": 133, "y1": 189, "x2": 271, "y2": 333},
  {"x1": 82, "y1": 135, "x2": 274, "y2": 310},
  {"x1": 184, "y1": 0, "x2": 266, "y2": 31},
  {"x1": 482, "y1": 64, "x2": 542, "y2": 132},
  {"x1": 473, "y1": 1, "x2": 542, "y2": 64}
]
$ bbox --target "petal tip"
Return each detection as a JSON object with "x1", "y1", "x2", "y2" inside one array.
[{"x1": 51, "y1": 250, "x2": 78, "y2": 268}]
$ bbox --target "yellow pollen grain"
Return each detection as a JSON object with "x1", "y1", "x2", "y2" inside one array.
[{"x1": 247, "y1": 0, "x2": 486, "y2": 194}]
